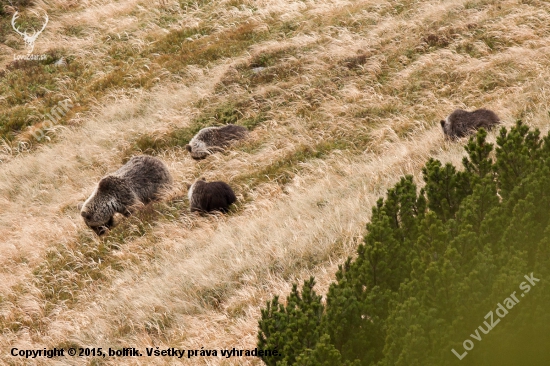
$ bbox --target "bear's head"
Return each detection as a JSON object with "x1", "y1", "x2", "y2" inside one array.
[
  {"x1": 185, "y1": 142, "x2": 210, "y2": 160},
  {"x1": 440, "y1": 118, "x2": 453, "y2": 138},
  {"x1": 187, "y1": 178, "x2": 206, "y2": 201},
  {"x1": 80, "y1": 175, "x2": 135, "y2": 235}
]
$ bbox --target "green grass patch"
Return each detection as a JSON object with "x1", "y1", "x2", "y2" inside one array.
[
  {"x1": 154, "y1": 23, "x2": 270, "y2": 71},
  {"x1": 179, "y1": 0, "x2": 211, "y2": 9},
  {"x1": 145, "y1": 26, "x2": 212, "y2": 55},
  {"x1": 218, "y1": 46, "x2": 311, "y2": 89},
  {"x1": 464, "y1": 0, "x2": 498, "y2": 9},
  {"x1": 1, "y1": 52, "x2": 77, "y2": 105},
  {"x1": 354, "y1": 104, "x2": 401, "y2": 121},
  {"x1": 63, "y1": 24, "x2": 86, "y2": 37},
  {"x1": 0, "y1": 52, "x2": 89, "y2": 141}
]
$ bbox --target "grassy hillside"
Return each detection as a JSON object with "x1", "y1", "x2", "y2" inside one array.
[{"x1": 0, "y1": 0, "x2": 549, "y2": 364}]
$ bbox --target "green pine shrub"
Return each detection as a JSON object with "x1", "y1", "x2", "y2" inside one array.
[
  {"x1": 257, "y1": 121, "x2": 550, "y2": 366},
  {"x1": 258, "y1": 277, "x2": 324, "y2": 366}
]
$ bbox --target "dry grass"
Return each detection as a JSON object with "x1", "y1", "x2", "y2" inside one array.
[{"x1": 1, "y1": 0, "x2": 550, "y2": 364}]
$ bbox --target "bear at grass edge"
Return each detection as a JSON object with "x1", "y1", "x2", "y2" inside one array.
[
  {"x1": 80, "y1": 155, "x2": 173, "y2": 235},
  {"x1": 440, "y1": 108, "x2": 500, "y2": 139}
]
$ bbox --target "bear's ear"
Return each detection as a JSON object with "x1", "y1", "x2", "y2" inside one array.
[
  {"x1": 98, "y1": 176, "x2": 116, "y2": 191},
  {"x1": 440, "y1": 120, "x2": 446, "y2": 128},
  {"x1": 185, "y1": 144, "x2": 192, "y2": 152}
]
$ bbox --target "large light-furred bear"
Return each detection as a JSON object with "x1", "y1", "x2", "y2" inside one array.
[
  {"x1": 185, "y1": 124, "x2": 248, "y2": 160},
  {"x1": 188, "y1": 178, "x2": 237, "y2": 213},
  {"x1": 80, "y1": 155, "x2": 172, "y2": 235},
  {"x1": 440, "y1": 108, "x2": 500, "y2": 139}
]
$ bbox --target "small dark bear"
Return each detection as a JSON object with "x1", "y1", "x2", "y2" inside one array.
[
  {"x1": 188, "y1": 178, "x2": 237, "y2": 213},
  {"x1": 440, "y1": 108, "x2": 500, "y2": 139},
  {"x1": 80, "y1": 155, "x2": 172, "y2": 235},
  {"x1": 185, "y1": 124, "x2": 248, "y2": 160}
]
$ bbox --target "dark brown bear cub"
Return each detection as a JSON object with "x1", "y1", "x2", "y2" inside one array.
[
  {"x1": 440, "y1": 108, "x2": 500, "y2": 139},
  {"x1": 188, "y1": 179, "x2": 237, "y2": 213}
]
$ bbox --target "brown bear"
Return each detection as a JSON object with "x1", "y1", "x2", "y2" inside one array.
[
  {"x1": 440, "y1": 108, "x2": 500, "y2": 139},
  {"x1": 80, "y1": 155, "x2": 172, "y2": 235},
  {"x1": 185, "y1": 124, "x2": 248, "y2": 160},
  {"x1": 187, "y1": 178, "x2": 237, "y2": 213}
]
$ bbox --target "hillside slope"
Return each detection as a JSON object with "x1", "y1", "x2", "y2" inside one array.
[{"x1": 1, "y1": 0, "x2": 550, "y2": 364}]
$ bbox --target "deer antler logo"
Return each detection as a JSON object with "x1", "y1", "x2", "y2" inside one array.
[{"x1": 11, "y1": 9, "x2": 49, "y2": 54}]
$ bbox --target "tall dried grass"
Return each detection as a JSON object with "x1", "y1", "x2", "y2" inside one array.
[{"x1": 1, "y1": 0, "x2": 550, "y2": 364}]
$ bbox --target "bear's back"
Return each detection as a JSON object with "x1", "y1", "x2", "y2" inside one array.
[
  {"x1": 194, "y1": 124, "x2": 248, "y2": 147},
  {"x1": 446, "y1": 109, "x2": 500, "y2": 138},
  {"x1": 113, "y1": 155, "x2": 172, "y2": 203},
  {"x1": 190, "y1": 180, "x2": 236, "y2": 213},
  {"x1": 216, "y1": 125, "x2": 248, "y2": 145}
]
